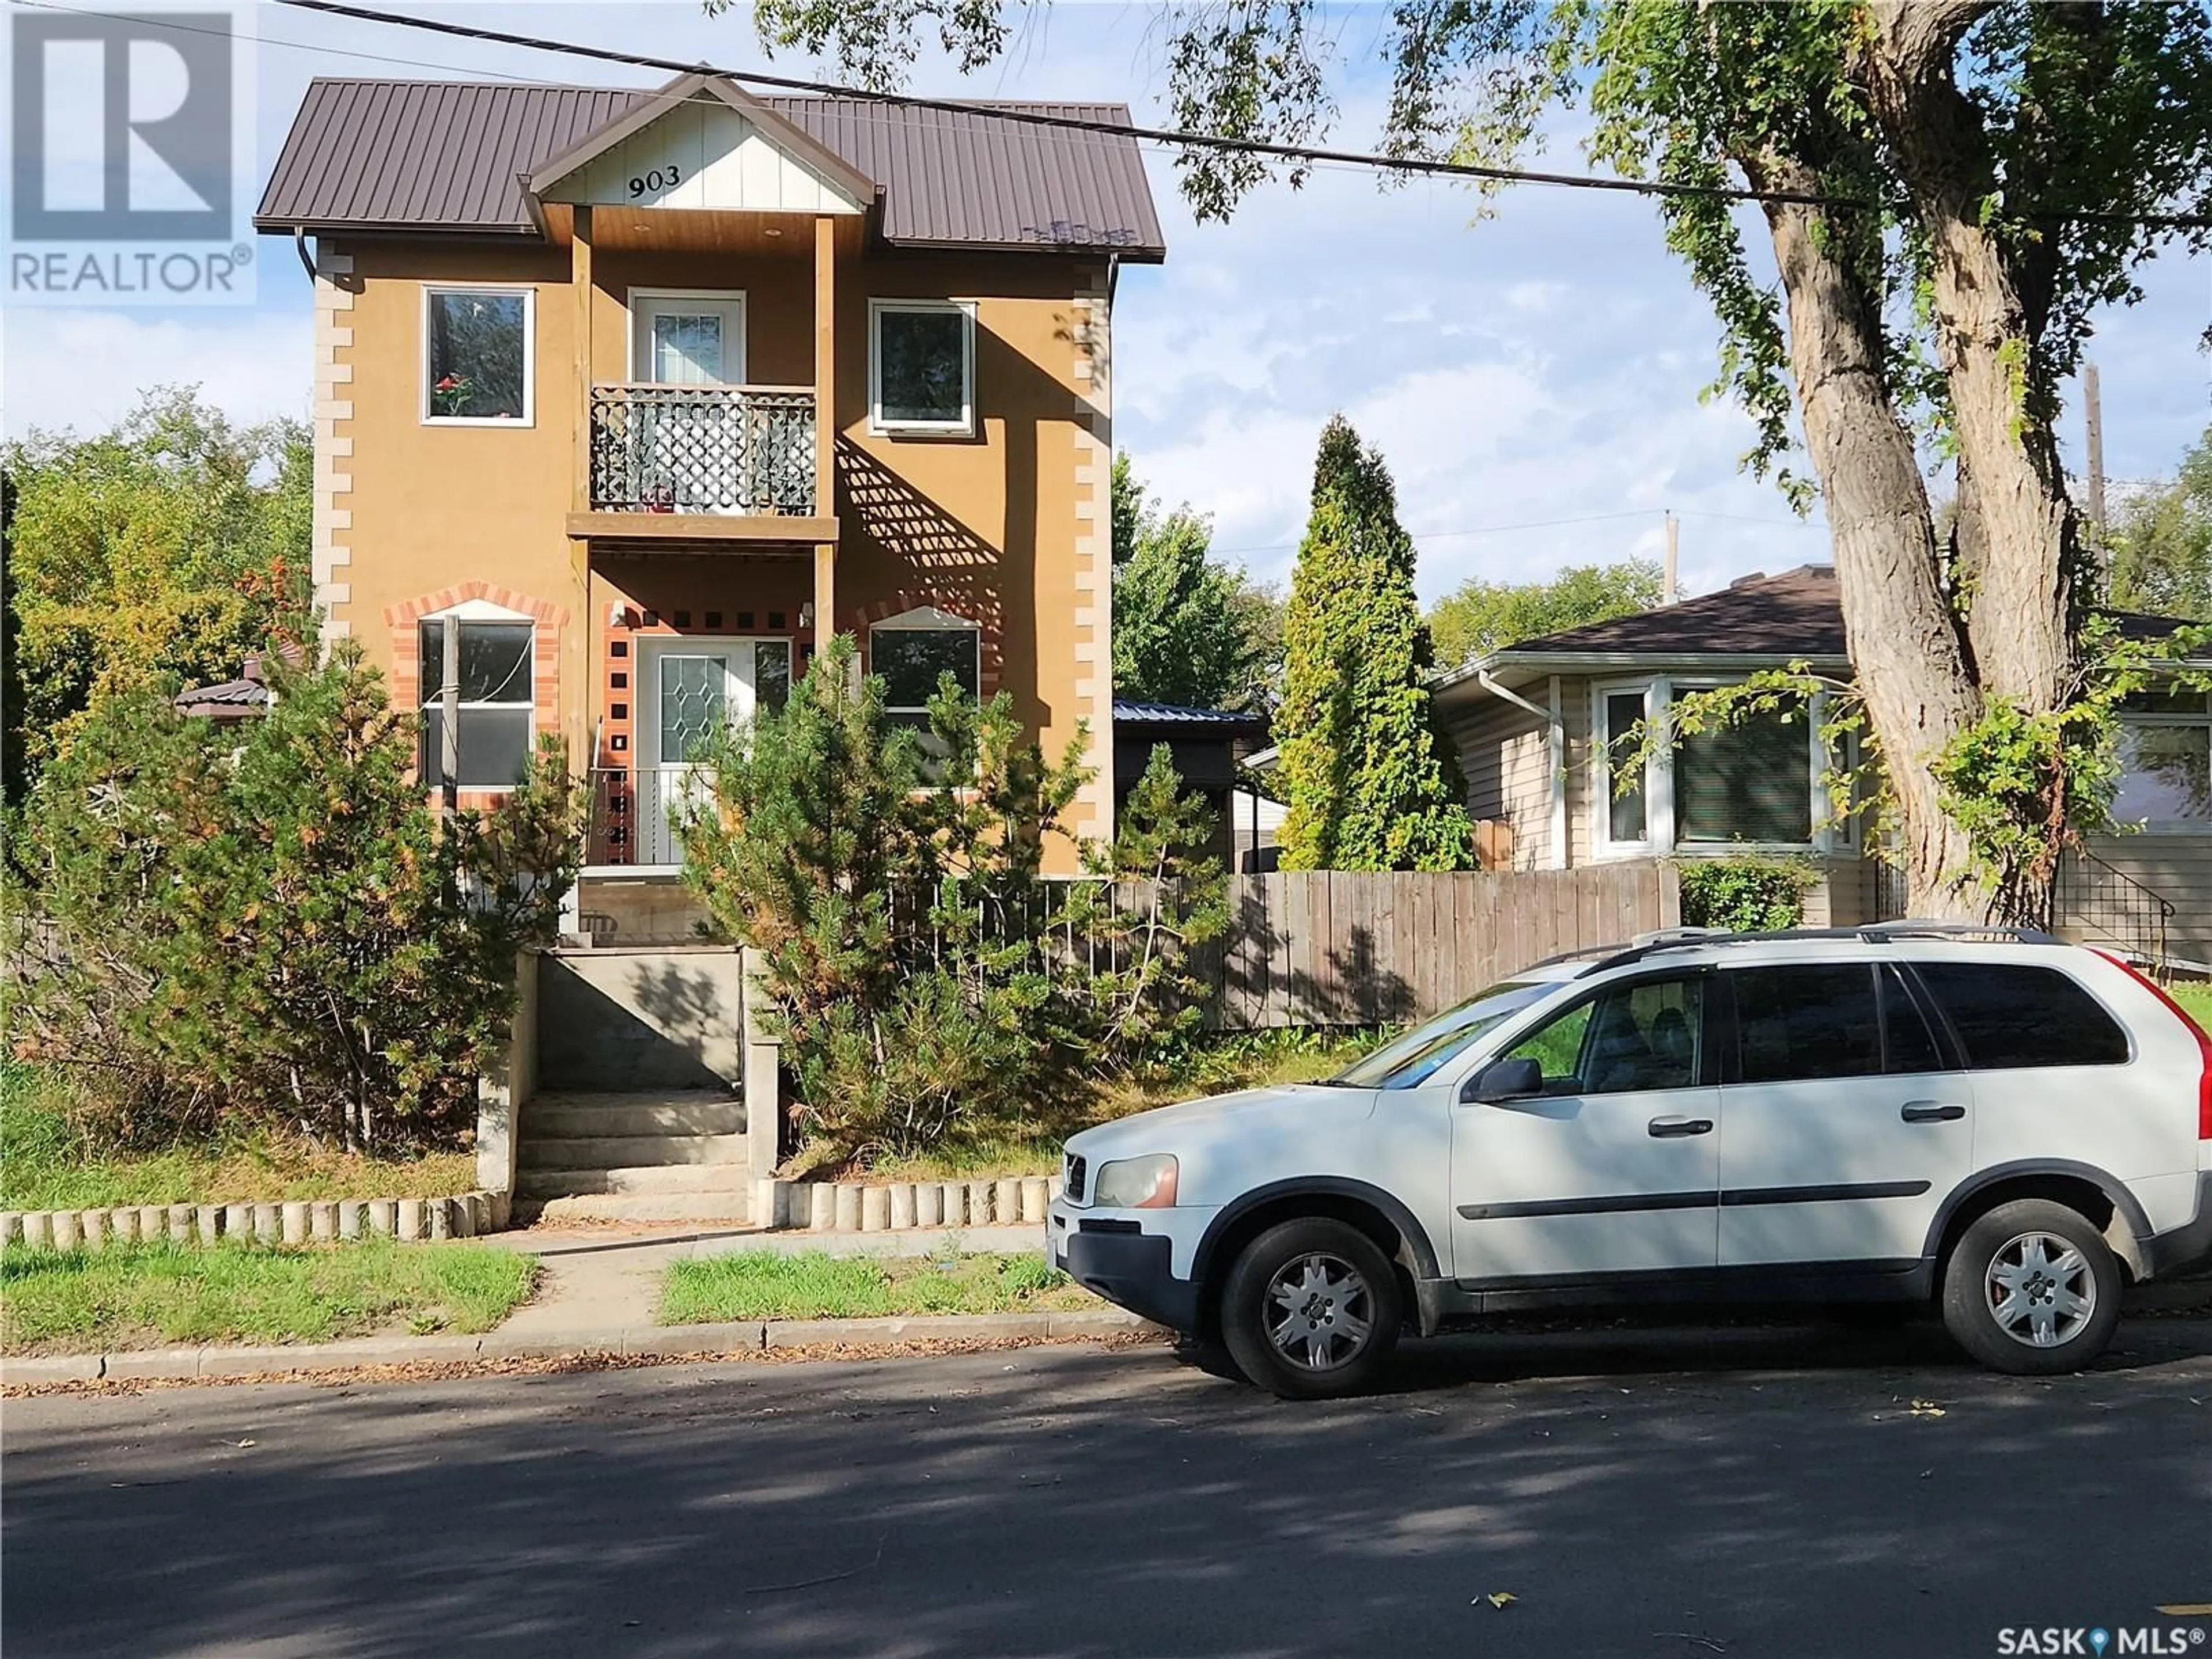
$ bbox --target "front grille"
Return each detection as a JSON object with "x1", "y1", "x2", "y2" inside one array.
[{"x1": 1064, "y1": 1153, "x2": 1087, "y2": 1202}]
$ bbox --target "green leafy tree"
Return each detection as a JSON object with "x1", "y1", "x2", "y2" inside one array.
[
  {"x1": 725, "y1": 1, "x2": 2212, "y2": 923},
  {"x1": 1111, "y1": 453, "x2": 1282, "y2": 710},
  {"x1": 11, "y1": 646, "x2": 578, "y2": 1150},
  {"x1": 2108, "y1": 425, "x2": 2212, "y2": 620},
  {"x1": 1429, "y1": 558, "x2": 1666, "y2": 668},
  {"x1": 1275, "y1": 417, "x2": 1474, "y2": 871},
  {"x1": 3, "y1": 387, "x2": 313, "y2": 793}
]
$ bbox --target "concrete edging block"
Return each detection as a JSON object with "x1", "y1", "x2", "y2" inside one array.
[
  {"x1": 21, "y1": 1212, "x2": 54, "y2": 1250},
  {"x1": 394, "y1": 1199, "x2": 424, "y2": 1241},
  {"x1": 0, "y1": 1213, "x2": 21, "y2": 1245},
  {"x1": 833, "y1": 1184, "x2": 862, "y2": 1232},
  {"x1": 1019, "y1": 1178, "x2": 1050, "y2": 1225},
  {"x1": 366, "y1": 1199, "x2": 397, "y2": 1237},
  {"x1": 252, "y1": 1204, "x2": 282, "y2": 1245},
  {"x1": 281, "y1": 1202, "x2": 310, "y2": 1245},
  {"x1": 994, "y1": 1179, "x2": 1022, "y2": 1228},
  {"x1": 52, "y1": 1211, "x2": 80, "y2": 1251},
  {"x1": 888, "y1": 1183, "x2": 917, "y2": 1230},
  {"x1": 860, "y1": 1187, "x2": 890, "y2": 1232},
  {"x1": 78, "y1": 1210, "x2": 108, "y2": 1249},
  {"x1": 914, "y1": 1182, "x2": 943, "y2": 1229}
]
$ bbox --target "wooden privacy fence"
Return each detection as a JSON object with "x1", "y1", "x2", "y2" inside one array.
[{"x1": 1195, "y1": 862, "x2": 1679, "y2": 1029}]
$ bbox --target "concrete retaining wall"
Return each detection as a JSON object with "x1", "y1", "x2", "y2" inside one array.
[
  {"x1": 0, "y1": 1191, "x2": 506, "y2": 1252},
  {"x1": 536, "y1": 947, "x2": 746, "y2": 1094},
  {"x1": 751, "y1": 1174, "x2": 1062, "y2": 1232}
]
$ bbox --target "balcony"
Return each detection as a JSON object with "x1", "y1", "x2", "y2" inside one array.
[{"x1": 574, "y1": 384, "x2": 834, "y2": 544}]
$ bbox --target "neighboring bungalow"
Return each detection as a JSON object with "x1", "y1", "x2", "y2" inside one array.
[{"x1": 1433, "y1": 565, "x2": 2210, "y2": 959}]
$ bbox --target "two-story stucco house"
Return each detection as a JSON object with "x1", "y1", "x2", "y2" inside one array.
[{"x1": 255, "y1": 73, "x2": 1162, "y2": 908}]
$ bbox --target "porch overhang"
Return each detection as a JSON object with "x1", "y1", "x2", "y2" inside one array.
[{"x1": 566, "y1": 512, "x2": 838, "y2": 547}]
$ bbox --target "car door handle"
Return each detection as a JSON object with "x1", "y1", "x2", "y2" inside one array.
[
  {"x1": 1647, "y1": 1115, "x2": 1714, "y2": 1138},
  {"x1": 1900, "y1": 1101, "x2": 1967, "y2": 1123}
]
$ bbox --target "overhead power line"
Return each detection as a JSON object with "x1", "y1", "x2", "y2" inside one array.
[{"x1": 270, "y1": 0, "x2": 2210, "y2": 230}]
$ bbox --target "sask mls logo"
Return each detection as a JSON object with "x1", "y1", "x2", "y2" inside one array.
[{"x1": 7, "y1": 6, "x2": 255, "y2": 303}]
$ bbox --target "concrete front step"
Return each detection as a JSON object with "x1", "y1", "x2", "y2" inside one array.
[
  {"x1": 523, "y1": 1191, "x2": 755, "y2": 1224},
  {"x1": 525, "y1": 1093, "x2": 744, "y2": 1139},
  {"x1": 517, "y1": 1132, "x2": 750, "y2": 1172},
  {"x1": 516, "y1": 1163, "x2": 758, "y2": 1199}
]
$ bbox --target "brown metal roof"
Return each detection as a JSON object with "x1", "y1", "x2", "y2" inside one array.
[{"x1": 255, "y1": 77, "x2": 1166, "y2": 259}]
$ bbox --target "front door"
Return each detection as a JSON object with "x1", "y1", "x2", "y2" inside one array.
[
  {"x1": 1450, "y1": 970, "x2": 1721, "y2": 1285},
  {"x1": 1715, "y1": 961, "x2": 1972, "y2": 1271},
  {"x1": 638, "y1": 640, "x2": 741, "y2": 867},
  {"x1": 628, "y1": 291, "x2": 746, "y2": 512}
]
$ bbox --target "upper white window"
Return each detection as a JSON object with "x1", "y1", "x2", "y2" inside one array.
[
  {"x1": 870, "y1": 605, "x2": 980, "y2": 732},
  {"x1": 418, "y1": 605, "x2": 534, "y2": 787},
  {"x1": 869, "y1": 300, "x2": 975, "y2": 435},
  {"x1": 2115, "y1": 689, "x2": 2212, "y2": 830},
  {"x1": 1592, "y1": 677, "x2": 1840, "y2": 856},
  {"x1": 423, "y1": 286, "x2": 534, "y2": 425}
]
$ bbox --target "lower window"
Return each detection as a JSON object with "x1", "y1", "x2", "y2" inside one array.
[{"x1": 419, "y1": 618, "x2": 534, "y2": 788}]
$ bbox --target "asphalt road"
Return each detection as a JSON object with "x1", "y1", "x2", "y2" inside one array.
[{"x1": 7, "y1": 1316, "x2": 2210, "y2": 1659}]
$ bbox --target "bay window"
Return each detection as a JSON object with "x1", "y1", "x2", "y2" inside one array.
[
  {"x1": 1593, "y1": 676, "x2": 1837, "y2": 855},
  {"x1": 2114, "y1": 690, "x2": 2212, "y2": 829}
]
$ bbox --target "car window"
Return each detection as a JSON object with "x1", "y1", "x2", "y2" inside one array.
[
  {"x1": 1334, "y1": 979, "x2": 1558, "y2": 1090},
  {"x1": 1879, "y1": 963, "x2": 1946, "y2": 1074},
  {"x1": 1912, "y1": 962, "x2": 2130, "y2": 1069},
  {"x1": 1729, "y1": 964, "x2": 1883, "y2": 1084},
  {"x1": 1499, "y1": 975, "x2": 1705, "y2": 1096}
]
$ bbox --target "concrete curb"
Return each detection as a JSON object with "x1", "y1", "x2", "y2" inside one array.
[
  {"x1": 0, "y1": 1309, "x2": 1161, "y2": 1386},
  {"x1": 0, "y1": 1191, "x2": 512, "y2": 1253}
]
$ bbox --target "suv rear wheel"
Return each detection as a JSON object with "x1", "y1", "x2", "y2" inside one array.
[
  {"x1": 1219, "y1": 1218, "x2": 1402, "y2": 1399},
  {"x1": 1940, "y1": 1198, "x2": 2123, "y2": 1375}
]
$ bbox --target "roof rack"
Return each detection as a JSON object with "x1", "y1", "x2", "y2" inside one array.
[{"x1": 1584, "y1": 919, "x2": 2061, "y2": 973}]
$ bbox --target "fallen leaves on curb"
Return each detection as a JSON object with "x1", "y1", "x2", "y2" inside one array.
[
  {"x1": 1908, "y1": 1399, "x2": 1946, "y2": 1418},
  {"x1": 0, "y1": 1330, "x2": 1170, "y2": 1397}
]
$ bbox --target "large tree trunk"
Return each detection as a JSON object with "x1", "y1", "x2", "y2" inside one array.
[
  {"x1": 1864, "y1": 0, "x2": 2084, "y2": 920},
  {"x1": 1753, "y1": 158, "x2": 1986, "y2": 919}
]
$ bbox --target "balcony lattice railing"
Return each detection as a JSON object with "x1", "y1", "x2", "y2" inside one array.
[{"x1": 587, "y1": 383, "x2": 816, "y2": 516}]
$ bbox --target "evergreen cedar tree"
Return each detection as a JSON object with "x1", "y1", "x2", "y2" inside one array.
[{"x1": 1275, "y1": 416, "x2": 1475, "y2": 872}]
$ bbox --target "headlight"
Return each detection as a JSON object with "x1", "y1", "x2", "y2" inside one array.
[{"x1": 1092, "y1": 1154, "x2": 1178, "y2": 1209}]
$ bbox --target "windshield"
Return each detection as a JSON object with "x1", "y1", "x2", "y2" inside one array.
[{"x1": 1331, "y1": 979, "x2": 1561, "y2": 1090}]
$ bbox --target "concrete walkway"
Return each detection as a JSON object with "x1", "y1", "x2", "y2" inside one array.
[{"x1": 488, "y1": 1222, "x2": 1046, "y2": 1338}]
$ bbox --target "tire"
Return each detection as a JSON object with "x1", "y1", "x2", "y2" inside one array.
[
  {"x1": 1940, "y1": 1198, "x2": 2123, "y2": 1376},
  {"x1": 1218, "y1": 1218, "x2": 1403, "y2": 1400}
]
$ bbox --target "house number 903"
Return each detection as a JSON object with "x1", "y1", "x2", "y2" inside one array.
[{"x1": 627, "y1": 165, "x2": 681, "y2": 196}]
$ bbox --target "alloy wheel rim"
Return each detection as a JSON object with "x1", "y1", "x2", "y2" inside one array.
[
  {"x1": 1265, "y1": 1251, "x2": 1375, "y2": 1370},
  {"x1": 1983, "y1": 1230, "x2": 2096, "y2": 1349}
]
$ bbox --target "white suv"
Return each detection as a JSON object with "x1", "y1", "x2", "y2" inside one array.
[{"x1": 1047, "y1": 926, "x2": 2212, "y2": 1398}]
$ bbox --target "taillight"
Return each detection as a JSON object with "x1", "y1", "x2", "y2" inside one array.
[{"x1": 2093, "y1": 950, "x2": 2212, "y2": 1139}]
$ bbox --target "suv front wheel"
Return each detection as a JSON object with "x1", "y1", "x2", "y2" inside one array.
[
  {"x1": 1219, "y1": 1218, "x2": 1403, "y2": 1399},
  {"x1": 1940, "y1": 1198, "x2": 2123, "y2": 1375}
]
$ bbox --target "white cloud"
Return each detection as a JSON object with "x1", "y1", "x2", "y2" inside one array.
[{"x1": 1, "y1": 307, "x2": 313, "y2": 438}]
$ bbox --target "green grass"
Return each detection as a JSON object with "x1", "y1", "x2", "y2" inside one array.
[
  {"x1": 0, "y1": 1066, "x2": 476, "y2": 1210},
  {"x1": 661, "y1": 1248, "x2": 1099, "y2": 1324},
  {"x1": 0, "y1": 1238, "x2": 537, "y2": 1354},
  {"x1": 844, "y1": 1028, "x2": 1384, "y2": 1183},
  {"x1": 2166, "y1": 980, "x2": 2212, "y2": 1031}
]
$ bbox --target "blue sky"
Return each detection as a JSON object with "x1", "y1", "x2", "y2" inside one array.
[{"x1": 3, "y1": 0, "x2": 2206, "y2": 605}]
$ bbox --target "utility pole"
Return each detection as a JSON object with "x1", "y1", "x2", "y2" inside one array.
[
  {"x1": 2085, "y1": 360, "x2": 2108, "y2": 546},
  {"x1": 1663, "y1": 510, "x2": 1680, "y2": 605},
  {"x1": 441, "y1": 614, "x2": 460, "y2": 818}
]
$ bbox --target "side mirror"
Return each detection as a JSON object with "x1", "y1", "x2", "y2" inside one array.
[{"x1": 1463, "y1": 1055, "x2": 1543, "y2": 1104}]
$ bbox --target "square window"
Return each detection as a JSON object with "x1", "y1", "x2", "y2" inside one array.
[
  {"x1": 425, "y1": 288, "x2": 531, "y2": 423},
  {"x1": 872, "y1": 301, "x2": 975, "y2": 433},
  {"x1": 1676, "y1": 700, "x2": 1812, "y2": 845},
  {"x1": 873, "y1": 626, "x2": 980, "y2": 712}
]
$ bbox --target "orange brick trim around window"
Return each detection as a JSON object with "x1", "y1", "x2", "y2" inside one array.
[
  {"x1": 852, "y1": 593, "x2": 1003, "y2": 699},
  {"x1": 385, "y1": 583, "x2": 567, "y2": 796}
]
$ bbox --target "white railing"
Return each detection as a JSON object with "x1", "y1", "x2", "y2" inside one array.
[{"x1": 586, "y1": 764, "x2": 703, "y2": 869}]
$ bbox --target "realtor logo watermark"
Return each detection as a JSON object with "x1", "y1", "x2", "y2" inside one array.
[
  {"x1": 1998, "y1": 1627, "x2": 2206, "y2": 1656},
  {"x1": 5, "y1": 5, "x2": 256, "y2": 304}
]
